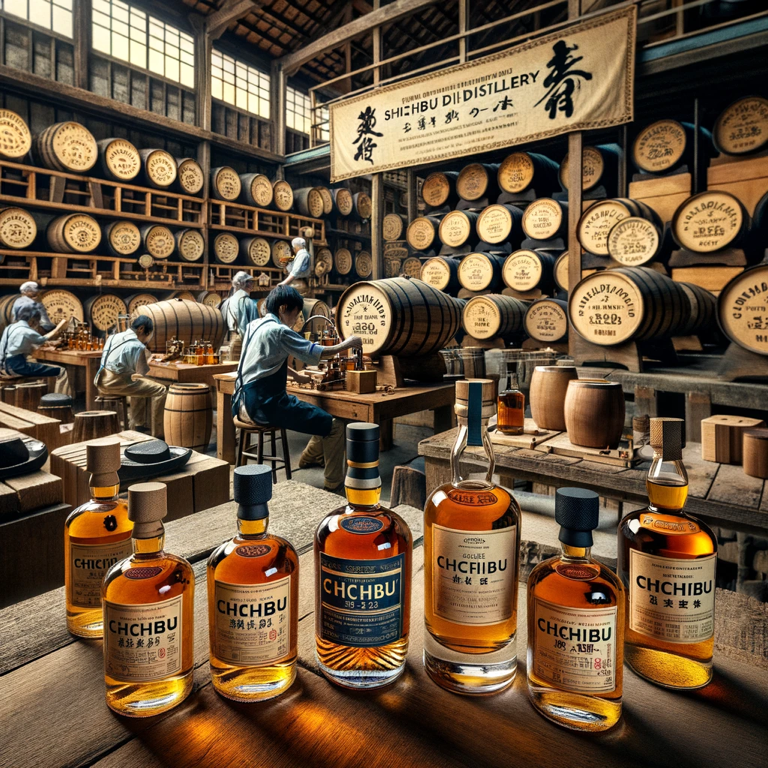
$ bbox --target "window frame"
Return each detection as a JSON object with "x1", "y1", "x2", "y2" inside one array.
[
  {"x1": 211, "y1": 47, "x2": 271, "y2": 121},
  {"x1": 0, "y1": 0, "x2": 74, "y2": 39}
]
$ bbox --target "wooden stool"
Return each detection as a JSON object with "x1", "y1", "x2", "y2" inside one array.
[
  {"x1": 234, "y1": 417, "x2": 292, "y2": 482},
  {"x1": 95, "y1": 395, "x2": 128, "y2": 431},
  {"x1": 38, "y1": 393, "x2": 75, "y2": 424},
  {"x1": 15, "y1": 381, "x2": 50, "y2": 412},
  {"x1": 73, "y1": 410, "x2": 119, "y2": 442}
]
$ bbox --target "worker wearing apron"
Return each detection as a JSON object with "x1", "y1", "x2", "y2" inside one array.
[
  {"x1": 278, "y1": 237, "x2": 312, "y2": 295},
  {"x1": 220, "y1": 271, "x2": 259, "y2": 361},
  {"x1": 13, "y1": 281, "x2": 55, "y2": 331}
]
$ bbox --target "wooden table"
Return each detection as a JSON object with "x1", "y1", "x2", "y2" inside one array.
[
  {"x1": 213, "y1": 371, "x2": 455, "y2": 463},
  {"x1": 1, "y1": 482, "x2": 765, "y2": 768},
  {"x1": 33, "y1": 348, "x2": 102, "y2": 409},
  {"x1": 148, "y1": 360, "x2": 238, "y2": 387}
]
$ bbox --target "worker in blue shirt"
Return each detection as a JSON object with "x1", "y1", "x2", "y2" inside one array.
[
  {"x1": 278, "y1": 237, "x2": 312, "y2": 289},
  {"x1": 220, "y1": 271, "x2": 259, "y2": 361},
  {"x1": 234, "y1": 285, "x2": 362, "y2": 492}
]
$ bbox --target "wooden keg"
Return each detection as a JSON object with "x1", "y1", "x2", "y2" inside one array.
[
  {"x1": 677, "y1": 281, "x2": 717, "y2": 338},
  {"x1": 522, "y1": 198, "x2": 567, "y2": 241},
  {"x1": 97, "y1": 138, "x2": 141, "y2": 182},
  {"x1": 271, "y1": 239, "x2": 292, "y2": 268},
  {"x1": 240, "y1": 236, "x2": 271, "y2": 267},
  {"x1": 578, "y1": 198, "x2": 654, "y2": 256},
  {"x1": 126, "y1": 293, "x2": 157, "y2": 316},
  {"x1": 498, "y1": 152, "x2": 560, "y2": 195},
  {"x1": 406, "y1": 216, "x2": 441, "y2": 252},
  {"x1": 0, "y1": 109, "x2": 31, "y2": 160},
  {"x1": 559, "y1": 145, "x2": 618, "y2": 192},
  {"x1": 138, "y1": 148, "x2": 177, "y2": 189},
  {"x1": 632, "y1": 120, "x2": 701, "y2": 175},
  {"x1": 84, "y1": 294, "x2": 127, "y2": 336},
  {"x1": 136, "y1": 298, "x2": 224, "y2": 353},
  {"x1": 671, "y1": 191, "x2": 749, "y2": 253},
  {"x1": 401, "y1": 255, "x2": 422, "y2": 279},
  {"x1": 476, "y1": 204, "x2": 524, "y2": 246},
  {"x1": 462, "y1": 294, "x2": 527, "y2": 341},
  {"x1": 47, "y1": 214, "x2": 101, "y2": 253},
  {"x1": 420, "y1": 256, "x2": 460, "y2": 294},
  {"x1": 33, "y1": 122, "x2": 98, "y2": 174},
  {"x1": 314, "y1": 247, "x2": 333, "y2": 276},
  {"x1": 174, "y1": 228, "x2": 205, "y2": 262},
  {"x1": 211, "y1": 166, "x2": 242, "y2": 201},
  {"x1": 334, "y1": 247, "x2": 353, "y2": 276},
  {"x1": 164, "y1": 383, "x2": 213, "y2": 452},
  {"x1": 0, "y1": 294, "x2": 20, "y2": 332},
  {"x1": 176, "y1": 157, "x2": 205, "y2": 195},
  {"x1": 353, "y1": 192, "x2": 372, "y2": 220},
  {"x1": 439, "y1": 210, "x2": 478, "y2": 249},
  {"x1": 458, "y1": 252, "x2": 506, "y2": 292},
  {"x1": 607, "y1": 217, "x2": 662, "y2": 266},
  {"x1": 717, "y1": 264, "x2": 768, "y2": 355},
  {"x1": 713, "y1": 96, "x2": 768, "y2": 156},
  {"x1": 336, "y1": 277, "x2": 463, "y2": 357},
  {"x1": 272, "y1": 180, "x2": 294, "y2": 212},
  {"x1": 502, "y1": 250, "x2": 556, "y2": 293},
  {"x1": 743, "y1": 428, "x2": 768, "y2": 479},
  {"x1": 383, "y1": 213, "x2": 408, "y2": 241},
  {"x1": 213, "y1": 232, "x2": 239, "y2": 264},
  {"x1": 331, "y1": 187, "x2": 354, "y2": 217},
  {"x1": 102, "y1": 220, "x2": 141, "y2": 257},
  {"x1": 317, "y1": 186, "x2": 333, "y2": 216},
  {"x1": 294, "y1": 187, "x2": 324, "y2": 218},
  {"x1": 300, "y1": 297, "x2": 332, "y2": 336},
  {"x1": 384, "y1": 255, "x2": 402, "y2": 278},
  {"x1": 197, "y1": 291, "x2": 222, "y2": 309},
  {"x1": 170, "y1": 291, "x2": 197, "y2": 302},
  {"x1": 569, "y1": 267, "x2": 688, "y2": 346},
  {"x1": 14, "y1": 382, "x2": 47, "y2": 412},
  {"x1": 529, "y1": 365, "x2": 578, "y2": 431},
  {"x1": 240, "y1": 173, "x2": 273, "y2": 208},
  {"x1": 456, "y1": 162, "x2": 499, "y2": 201},
  {"x1": 140, "y1": 224, "x2": 175, "y2": 259},
  {"x1": 422, "y1": 171, "x2": 458, "y2": 208},
  {"x1": 564, "y1": 380, "x2": 624, "y2": 448},
  {"x1": 554, "y1": 253, "x2": 569, "y2": 293},
  {"x1": 355, "y1": 251, "x2": 373, "y2": 279},
  {"x1": 40, "y1": 289, "x2": 83, "y2": 327},
  {"x1": 38, "y1": 393, "x2": 74, "y2": 425},
  {"x1": 0, "y1": 207, "x2": 36, "y2": 249},
  {"x1": 524, "y1": 299, "x2": 569, "y2": 344}
]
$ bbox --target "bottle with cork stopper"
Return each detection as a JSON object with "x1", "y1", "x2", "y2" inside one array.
[
  {"x1": 527, "y1": 488, "x2": 625, "y2": 732},
  {"x1": 207, "y1": 465, "x2": 299, "y2": 701},
  {"x1": 618, "y1": 417, "x2": 717, "y2": 690},
  {"x1": 102, "y1": 482, "x2": 195, "y2": 717},
  {"x1": 64, "y1": 438, "x2": 133, "y2": 638},
  {"x1": 423, "y1": 378, "x2": 521, "y2": 694}
]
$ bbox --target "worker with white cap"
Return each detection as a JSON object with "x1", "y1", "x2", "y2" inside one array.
[
  {"x1": 219, "y1": 271, "x2": 259, "y2": 361},
  {"x1": 13, "y1": 282, "x2": 54, "y2": 332},
  {"x1": 278, "y1": 237, "x2": 312, "y2": 290}
]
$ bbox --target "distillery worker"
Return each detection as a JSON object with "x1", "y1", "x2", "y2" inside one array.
[
  {"x1": 0, "y1": 305, "x2": 70, "y2": 392},
  {"x1": 13, "y1": 282, "x2": 54, "y2": 331},
  {"x1": 278, "y1": 237, "x2": 312, "y2": 290},
  {"x1": 233, "y1": 285, "x2": 362, "y2": 492},
  {"x1": 220, "y1": 271, "x2": 259, "y2": 360},
  {"x1": 94, "y1": 315, "x2": 167, "y2": 437}
]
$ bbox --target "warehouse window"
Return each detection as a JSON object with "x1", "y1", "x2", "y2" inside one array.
[
  {"x1": 92, "y1": 0, "x2": 194, "y2": 88},
  {"x1": 211, "y1": 50, "x2": 270, "y2": 119},
  {"x1": 0, "y1": 0, "x2": 73, "y2": 36},
  {"x1": 286, "y1": 86, "x2": 312, "y2": 136}
]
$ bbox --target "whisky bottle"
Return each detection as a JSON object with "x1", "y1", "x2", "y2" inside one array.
[
  {"x1": 102, "y1": 482, "x2": 195, "y2": 716},
  {"x1": 424, "y1": 379, "x2": 521, "y2": 694},
  {"x1": 64, "y1": 439, "x2": 133, "y2": 638},
  {"x1": 528, "y1": 488, "x2": 625, "y2": 732},
  {"x1": 315, "y1": 422, "x2": 412, "y2": 688},
  {"x1": 208, "y1": 465, "x2": 299, "y2": 701},
  {"x1": 497, "y1": 371, "x2": 525, "y2": 435},
  {"x1": 618, "y1": 417, "x2": 717, "y2": 689}
]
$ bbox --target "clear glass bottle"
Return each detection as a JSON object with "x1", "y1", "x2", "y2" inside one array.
[
  {"x1": 528, "y1": 488, "x2": 625, "y2": 732},
  {"x1": 315, "y1": 422, "x2": 412, "y2": 689},
  {"x1": 424, "y1": 378, "x2": 521, "y2": 694},
  {"x1": 64, "y1": 439, "x2": 133, "y2": 638},
  {"x1": 618, "y1": 417, "x2": 717, "y2": 689},
  {"x1": 497, "y1": 370, "x2": 525, "y2": 436},
  {"x1": 102, "y1": 482, "x2": 195, "y2": 717},
  {"x1": 208, "y1": 465, "x2": 299, "y2": 701}
]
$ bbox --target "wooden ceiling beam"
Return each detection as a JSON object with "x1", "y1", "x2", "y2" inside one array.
[{"x1": 204, "y1": 0, "x2": 261, "y2": 39}]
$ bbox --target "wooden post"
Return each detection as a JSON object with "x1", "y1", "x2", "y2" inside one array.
[
  {"x1": 371, "y1": 0, "x2": 384, "y2": 281},
  {"x1": 406, "y1": 168, "x2": 418, "y2": 223},
  {"x1": 271, "y1": 61, "x2": 287, "y2": 158},
  {"x1": 73, "y1": 0, "x2": 91, "y2": 91},
  {"x1": 458, "y1": 0, "x2": 469, "y2": 63}
]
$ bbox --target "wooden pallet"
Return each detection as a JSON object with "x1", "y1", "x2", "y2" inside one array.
[{"x1": 0, "y1": 401, "x2": 63, "y2": 451}]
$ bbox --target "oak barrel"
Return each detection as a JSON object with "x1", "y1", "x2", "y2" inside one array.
[
  {"x1": 439, "y1": 210, "x2": 478, "y2": 249},
  {"x1": 559, "y1": 144, "x2": 619, "y2": 192},
  {"x1": 103, "y1": 220, "x2": 141, "y2": 257},
  {"x1": 126, "y1": 293, "x2": 157, "y2": 316},
  {"x1": 677, "y1": 282, "x2": 717, "y2": 338},
  {"x1": 163, "y1": 383, "x2": 212, "y2": 452},
  {"x1": 0, "y1": 294, "x2": 20, "y2": 333},
  {"x1": 456, "y1": 162, "x2": 499, "y2": 201},
  {"x1": 462, "y1": 294, "x2": 527, "y2": 341},
  {"x1": 713, "y1": 96, "x2": 768, "y2": 156},
  {"x1": 476, "y1": 204, "x2": 524, "y2": 246},
  {"x1": 84, "y1": 294, "x2": 128, "y2": 335},
  {"x1": 211, "y1": 166, "x2": 242, "y2": 201},
  {"x1": 334, "y1": 247, "x2": 353, "y2": 276},
  {"x1": 299, "y1": 297, "x2": 332, "y2": 337},
  {"x1": 47, "y1": 214, "x2": 101, "y2": 253},
  {"x1": 174, "y1": 228, "x2": 205, "y2": 262},
  {"x1": 271, "y1": 239, "x2": 292, "y2": 268},
  {"x1": 607, "y1": 217, "x2": 662, "y2": 266},
  {"x1": 197, "y1": 291, "x2": 222, "y2": 309},
  {"x1": 140, "y1": 224, "x2": 175, "y2": 259},
  {"x1": 272, "y1": 180, "x2": 294, "y2": 212},
  {"x1": 33, "y1": 122, "x2": 97, "y2": 174},
  {"x1": 529, "y1": 365, "x2": 578, "y2": 431},
  {"x1": 294, "y1": 187, "x2": 324, "y2": 218},
  {"x1": 401, "y1": 255, "x2": 421, "y2": 279},
  {"x1": 240, "y1": 236, "x2": 272, "y2": 267},
  {"x1": 314, "y1": 247, "x2": 333, "y2": 276},
  {"x1": 422, "y1": 171, "x2": 458, "y2": 209},
  {"x1": 420, "y1": 256, "x2": 460, "y2": 294},
  {"x1": 0, "y1": 207, "x2": 36, "y2": 249},
  {"x1": 383, "y1": 213, "x2": 408, "y2": 242},
  {"x1": 0, "y1": 109, "x2": 31, "y2": 160},
  {"x1": 524, "y1": 299, "x2": 569, "y2": 344},
  {"x1": 353, "y1": 192, "x2": 372, "y2": 220},
  {"x1": 240, "y1": 173, "x2": 274, "y2": 208},
  {"x1": 331, "y1": 188, "x2": 354, "y2": 217},
  {"x1": 458, "y1": 252, "x2": 506, "y2": 292},
  {"x1": 138, "y1": 148, "x2": 177, "y2": 189},
  {"x1": 14, "y1": 382, "x2": 47, "y2": 412},
  {"x1": 717, "y1": 264, "x2": 768, "y2": 354},
  {"x1": 213, "y1": 232, "x2": 239, "y2": 264},
  {"x1": 498, "y1": 152, "x2": 560, "y2": 195},
  {"x1": 522, "y1": 198, "x2": 567, "y2": 241},
  {"x1": 503, "y1": 250, "x2": 556, "y2": 293},
  {"x1": 317, "y1": 186, "x2": 333, "y2": 216},
  {"x1": 355, "y1": 251, "x2": 373, "y2": 279},
  {"x1": 175, "y1": 157, "x2": 205, "y2": 195},
  {"x1": 632, "y1": 120, "x2": 700, "y2": 175},
  {"x1": 336, "y1": 277, "x2": 463, "y2": 357},
  {"x1": 97, "y1": 138, "x2": 141, "y2": 181},
  {"x1": 136, "y1": 298, "x2": 224, "y2": 353},
  {"x1": 564, "y1": 379, "x2": 625, "y2": 449},
  {"x1": 406, "y1": 216, "x2": 441, "y2": 252},
  {"x1": 73, "y1": 411, "x2": 119, "y2": 442},
  {"x1": 578, "y1": 198, "x2": 657, "y2": 256},
  {"x1": 671, "y1": 191, "x2": 749, "y2": 253}
]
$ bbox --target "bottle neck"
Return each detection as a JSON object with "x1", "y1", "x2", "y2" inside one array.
[
  {"x1": 504, "y1": 372, "x2": 519, "y2": 392},
  {"x1": 89, "y1": 484, "x2": 120, "y2": 501},
  {"x1": 451, "y1": 421, "x2": 495, "y2": 487},
  {"x1": 346, "y1": 485, "x2": 382, "y2": 508},
  {"x1": 133, "y1": 523, "x2": 165, "y2": 556},
  {"x1": 646, "y1": 451, "x2": 689, "y2": 512},
  {"x1": 560, "y1": 543, "x2": 591, "y2": 561},
  {"x1": 237, "y1": 518, "x2": 268, "y2": 537}
]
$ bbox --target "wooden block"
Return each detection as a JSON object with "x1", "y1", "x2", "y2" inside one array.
[
  {"x1": 670, "y1": 266, "x2": 745, "y2": 292},
  {"x1": 190, "y1": 457, "x2": 230, "y2": 513},
  {"x1": 376, "y1": 355, "x2": 404, "y2": 388},
  {"x1": 685, "y1": 392, "x2": 712, "y2": 444},
  {"x1": 346, "y1": 370, "x2": 377, "y2": 394},
  {"x1": 389, "y1": 465, "x2": 427, "y2": 510},
  {"x1": 628, "y1": 173, "x2": 691, "y2": 223},
  {"x1": 743, "y1": 428, "x2": 768, "y2": 479},
  {"x1": 701, "y1": 415, "x2": 765, "y2": 464},
  {"x1": 3, "y1": 471, "x2": 63, "y2": 514},
  {"x1": 707, "y1": 154, "x2": 768, "y2": 215},
  {"x1": 0, "y1": 482, "x2": 19, "y2": 521}
]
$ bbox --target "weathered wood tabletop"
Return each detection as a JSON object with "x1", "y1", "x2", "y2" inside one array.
[
  {"x1": 148, "y1": 360, "x2": 238, "y2": 387},
  {"x1": 1, "y1": 482, "x2": 765, "y2": 768},
  {"x1": 33, "y1": 348, "x2": 102, "y2": 409}
]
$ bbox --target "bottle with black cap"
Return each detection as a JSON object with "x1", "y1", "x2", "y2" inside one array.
[
  {"x1": 315, "y1": 422, "x2": 413, "y2": 689},
  {"x1": 207, "y1": 465, "x2": 299, "y2": 701},
  {"x1": 528, "y1": 487, "x2": 625, "y2": 732}
]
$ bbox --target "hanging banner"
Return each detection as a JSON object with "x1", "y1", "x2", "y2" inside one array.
[{"x1": 330, "y1": 6, "x2": 636, "y2": 182}]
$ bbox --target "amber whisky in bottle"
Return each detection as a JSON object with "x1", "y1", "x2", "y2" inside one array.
[
  {"x1": 497, "y1": 371, "x2": 525, "y2": 435},
  {"x1": 102, "y1": 482, "x2": 195, "y2": 716},
  {"x1": 424, "y1": 379, "x2": 521, "y2": 694},
  {"x1": 528, "y1": 488, "x2": 624, "y2": 732},
  {"x1": 208, "y1": 465, "x2": 299, "y2": 701},
  {"x1": 618, "y1": 417, "x2": 717, "y2": 689},
  {"x1": 315, "y1": 422, "x2": 412, "y2": 689},
  {"x1": 64, "y1": 439, "x2": 133, "y2": 638}
]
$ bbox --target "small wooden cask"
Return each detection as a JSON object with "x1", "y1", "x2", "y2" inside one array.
[
  {"x1": 743, "y1": 428, "x2": 768, "y2": 479},
  {"x1": 701, "y1": 414, "x2": 765, "y2": 464}
]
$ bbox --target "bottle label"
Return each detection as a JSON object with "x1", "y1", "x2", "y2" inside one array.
[
  {"x1": 432, "y1": 524, "x2": 517, "y2": 625},
  {"x1": 104, "y1": 595, "x2": 184, "y2": 682},
  {"x1": 213, "y1": 577, "x2": 291, "y2": 666},
  {"x1": 629, "y1": 550, "x2": 716, "y2": 644},
  {"x1": 319, "y1": 552, "x2": 405, "y2": 648},
  {"x1": 637, "y1": 512, "x2": 701, "y2": 535},
  {"x1": 445, "y1": 489, "x2": 498, "y2": 507},
  {"x1": 68, "y1": 539, "x2": 132, "y2": 608},
  {"x1": 533, "y1": 598, "x2": 618, "y2": 694}
]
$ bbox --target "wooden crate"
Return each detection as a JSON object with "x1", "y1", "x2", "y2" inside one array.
[{"x1": 707, "y1": 154, "x2": 768, "y2": 215}]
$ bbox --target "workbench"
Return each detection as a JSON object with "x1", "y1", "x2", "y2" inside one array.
[
  {"x1": 147, "y1": 360, "x2": 238, "y2": 387},
  {"x1": 33, "y1": 348, "x2": 102, "y2": 409},
  {"x1": 213, "y1": 371, "x2": 455, "y2": 463},
  {"x1": 0, "y1": 482, "x2": 764, "y2": 768}
]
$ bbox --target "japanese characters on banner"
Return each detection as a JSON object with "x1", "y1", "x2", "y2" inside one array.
[{"x1": 330, "y1": 6, "x2": 636, "y2": 182}]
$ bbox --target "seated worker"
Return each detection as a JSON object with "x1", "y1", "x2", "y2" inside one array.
[
  {"x1": 220, "y1": 271, "x2": 259, "y2": 361},
  {"x1": 278, "y1": 237, "x2": 312, "y2": 291},
  {"x1": 0, "y1": 305, "x2": 70, "y2": 392},
  {"x1": 233, "y1": 285, "x2": 362, "y2": 492},
  {"x1": 12, "y1": 281, "x2": 55, "y2": 332},
  {"x1": 94, "y1": 316, "x2": 167, "y2": 437}
]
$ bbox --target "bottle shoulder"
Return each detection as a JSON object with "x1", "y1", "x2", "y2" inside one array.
[
  {"x1": 425, "y1": 481, "x2": 520, "y2": 531},
  {"x1": 529, "y1": 557, "x2": 624, "y2": 608},
  {"x1": 316, "y1": 503, "x2": 413, "y2": 558},
  {"x1": 104, "y1": 550, "x2": 194, "y2": 603},
  {"x1": 65, "y1": 499, "x2": 132, "y2": 541},
  {"x1": 619, "y1": 506, "x2": 717, "y2": 555},
  {"x1": 208, "y1": 534, "x2": 299, "y2": 581}
]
